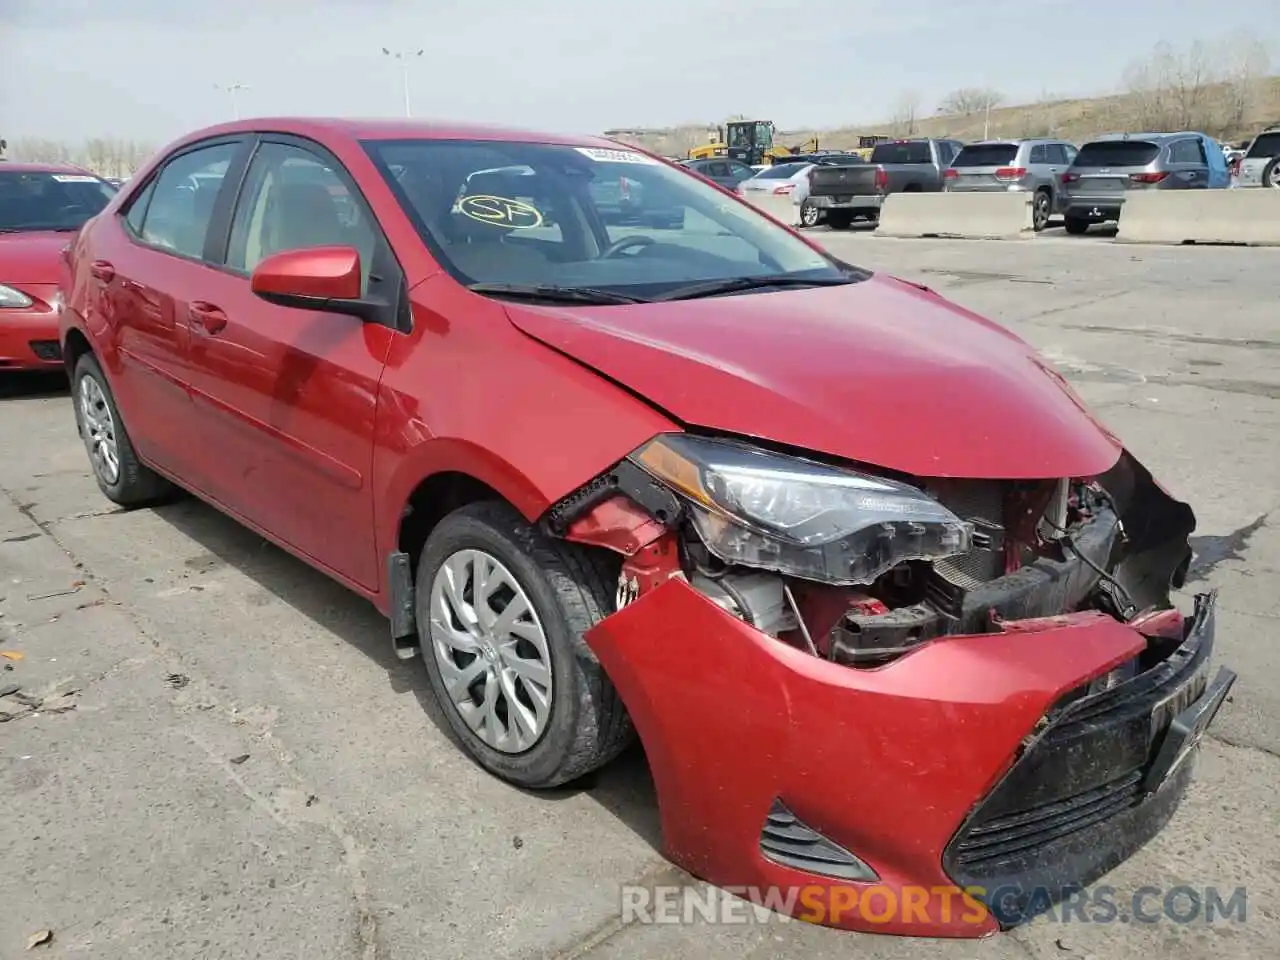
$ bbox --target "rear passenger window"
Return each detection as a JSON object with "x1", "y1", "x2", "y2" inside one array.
[
  {"x1": 1168, "y1": 140, "x2": 1202, "y2": 164},
  {"x1": 137, "y1": 143, "x2": 238, "y2": 259},
  {"x1": 1047, "y1": 144, "x2": 1070, "y2": 165},
  {"x1": 122, "y1": 180, "x2": 156, "y2": 236},
  {"x1": 1029, "y1": 145, "x2": 1047, "y2": 164}
]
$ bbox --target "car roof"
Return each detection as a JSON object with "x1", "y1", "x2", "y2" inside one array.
[
  {"x1": 0, "y1": 161, "x2": 96, "y2": 175},
  {"x1": 961, "y1": 137, "x2": 1067, "y2": 146},
  {"x1": 1089, "y1": 131, "x2": 1204, "y2": 143},
  {"x1": 164, "y1": 117, "x2": 621, "y2": 152}
]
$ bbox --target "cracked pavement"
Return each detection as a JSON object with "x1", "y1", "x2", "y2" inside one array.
[{"x1": 1, "y1": 232, "x2": 1277, "y2": 959}]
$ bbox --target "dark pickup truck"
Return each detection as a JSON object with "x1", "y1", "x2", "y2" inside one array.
[{"x1": 806, "y1": 138, "x2": 964, "y2": 229}]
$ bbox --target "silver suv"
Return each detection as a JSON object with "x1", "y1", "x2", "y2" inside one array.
[
  {"x1": 943, "y1": 138, "x2": 1078, "y2": 231},
  {"x1": 1235, "y1": 128, "x2": 1280, "y2": 189},
  {"x1": 1059, "y1": 132, "x2": 1229, "y2": 234}
]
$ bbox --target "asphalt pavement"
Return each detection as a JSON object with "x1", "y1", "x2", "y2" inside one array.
[{"x1": 1, "y1": 232, "x2": 1276, "y2": 959}]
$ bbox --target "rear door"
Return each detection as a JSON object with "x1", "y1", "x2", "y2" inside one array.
[
  {"x1": 1164, "y1": 138, "x2": 1208, "y2": 189},
  {"x1": 90, "y1": 137, "x2": 249, "y2": 481},
  {"x1": 180, "y1": 135, "x2": 401, "y2": 589}
]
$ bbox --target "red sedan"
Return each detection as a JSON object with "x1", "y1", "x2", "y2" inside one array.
[
  {"x1": 1, "y1": 162, "x2": 116, "y2": 371},
  {"x1": 58, "y1": 119, "x2": 1233, "y2": 937}
]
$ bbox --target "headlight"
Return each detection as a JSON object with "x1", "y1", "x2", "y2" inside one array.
[
  {"x1": 0, "y1": 284, "x2": 34, "y2": 309},
  {"x1": 630, "y1": 434, "x2": 972, "y2": 585}
]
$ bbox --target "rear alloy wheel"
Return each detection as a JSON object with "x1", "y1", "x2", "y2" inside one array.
[
  {"x1": 1064, "y1": 216, "x2": 1090, "y2": 236},
  {"x1": 799, "y1": 200, "x2": 821, "y2": 227},
  {"x1": 1032, "y1": 190, "x2": 1052, "y2": 231},
  {"x1": 72, "y1": 353, "x2": 174, "y2": 507},
  {"x1": 416, "y1": 501, "x2": 633, "y2": 788}
]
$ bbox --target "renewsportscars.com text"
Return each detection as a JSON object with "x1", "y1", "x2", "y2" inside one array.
[{"x1": 621, "y1": 883, "x2": 1248, "y2": 927}]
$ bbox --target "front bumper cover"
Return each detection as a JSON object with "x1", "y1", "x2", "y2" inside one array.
[{"x1": 585, "y1": 580, "x2": 1228, "y2": 937}]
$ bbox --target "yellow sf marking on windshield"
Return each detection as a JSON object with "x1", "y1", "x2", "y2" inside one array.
[{"x1": 458, "y1": 195, "x2": 544, "y2": 229}]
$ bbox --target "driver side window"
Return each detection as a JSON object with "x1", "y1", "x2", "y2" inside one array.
[{"x1": 225, "y1": 142, "x2": 379, "y2": 293}]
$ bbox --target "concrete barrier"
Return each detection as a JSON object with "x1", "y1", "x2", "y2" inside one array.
[
  {"x1": 1117, "y1": 190, "x2": 1280, "y2": 246},
  {"x1": 743, "y1": 192, "x2": 799, "y2": 226},
  {"x1": 876, "y1": 191, "x2": 1035, "y2": 239}
]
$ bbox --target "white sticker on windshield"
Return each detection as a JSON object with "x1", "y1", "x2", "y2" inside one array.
[
  {"x1": 51, "y1": 174, "x2": 99, "y2": 183},
  {"x1": 575, "y1": 147, "x2": 659, "y2": 165}
]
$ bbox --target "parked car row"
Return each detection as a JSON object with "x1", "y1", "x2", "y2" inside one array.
[{"x1": 767, "y1": 124, "x2": 1279, "y2": 235}]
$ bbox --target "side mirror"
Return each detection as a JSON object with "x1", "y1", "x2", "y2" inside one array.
[{"x1": 250, "y1": 246, "x2": 372, "y2": 319}]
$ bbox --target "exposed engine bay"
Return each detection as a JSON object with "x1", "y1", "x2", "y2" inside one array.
[{"x1": 546, "y1": 433, "x2": 1196, "y2": 667}]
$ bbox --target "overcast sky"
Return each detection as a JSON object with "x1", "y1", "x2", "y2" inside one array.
[{"x1": 2, "y1": 0, "x2": 1277, "y2": 146}]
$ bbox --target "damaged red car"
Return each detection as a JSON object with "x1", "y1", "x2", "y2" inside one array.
[{"x1": 58, "y1": 119, "x2": 1234, "y2": 938}]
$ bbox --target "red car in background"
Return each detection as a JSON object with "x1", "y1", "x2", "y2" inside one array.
[
  {"x1": 1, "y1": 163, "x2": 116, "y2": 372},
  {"x1": 58, "y1": 118, "x2": 1234, "y2": 937}
]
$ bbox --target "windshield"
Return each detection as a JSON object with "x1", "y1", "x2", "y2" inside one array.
[
  {"x1": 755, "y1": 162, "x2": 807, "y2": 179},
  {"x1": 0, "y1": 170, "x2": 116, "y2": 232},
  {"x1": 951, "y1": 144, "x2": 1019, "y2": 167},
  {"x1": 869, "y1": 141, "x2": 933, "y2": 164},
  {"x1": 1073, "y1": 140, "x2": 1160, "y2": 167},
  {"x1": 363, "y1": 139, "x2": 855, "y2": 298}
]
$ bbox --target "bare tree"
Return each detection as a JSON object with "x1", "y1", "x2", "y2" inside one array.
[
  {"x1": 1217, "y1": 31, "x2": 1272, "y2": 132},
  {"x1": 890, "y1": 91, "x2": 921, "y2": 135},
  {"x1": 7, "y1": 137, "x2": 156, "y2": 176},
  {"x1": 1122, "y1": 35, "x2": 1269, "y2": 135},
  {"x1": 937, "y1": 87, "x2": 1004, "y2": 116}
]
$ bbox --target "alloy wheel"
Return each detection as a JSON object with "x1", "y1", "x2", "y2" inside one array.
[
  {"x1": 1034, "y1": 192, "x2": 1050, "y2": 230},
  {"x1": 428, "y1": 549, "x2": 553, "y2": 753},
  {"x1": 78, "y1": 374, "x2": 120, "y2": 485}
]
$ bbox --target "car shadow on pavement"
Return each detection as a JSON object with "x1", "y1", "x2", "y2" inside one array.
[
  {"x1": 0, "y1": 371, "x2": 69, "y2": 400},
  {"x1": 150, "y1": 495, "x2": 665, "y2": 852}
]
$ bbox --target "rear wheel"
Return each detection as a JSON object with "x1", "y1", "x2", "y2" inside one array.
[
  {"x1": 1064, "y1": 216, "x2": 1090, "y2": 235},
  {"x1": 799, "y1": 200, "x2": 821, "y2": 227},
  {"x1": 826, "y1": 210, "x2": 853, "y2": 230},
  {"x1": 416, "y1": 501, "x2": 633, "y2": 788},
  {"x1": 72, "y1": 353, "x2": 174, "y2": 507},
  {"x1": 1032, "y1": 189, "x2": 1052, "y2": 231}
]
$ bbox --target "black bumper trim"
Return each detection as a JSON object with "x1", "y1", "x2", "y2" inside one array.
[{"x1": 943, "y1": 592, "x2": 1225, "y2": 927}]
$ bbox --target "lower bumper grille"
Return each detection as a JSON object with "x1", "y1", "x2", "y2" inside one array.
[{"x1": 944, "y1": 593, "x2": 1222, "y2": 926}]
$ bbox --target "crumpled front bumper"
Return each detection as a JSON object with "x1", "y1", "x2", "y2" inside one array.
[{"x1": 585, "y1": 579, "x2": 1227, "y2": 938}]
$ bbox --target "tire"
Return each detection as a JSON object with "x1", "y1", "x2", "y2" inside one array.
[
  {"x1": 72, "y1": 353, "x2": 174, "y2": 507},
  {"x1": 1032, "y1": 189, "x2": 1052, "y2": 232},
  {"x1": 1264, "y1": 157, "x2": 1280, "y2": 189},
  {"x1": 826, "y1": 210, "x2": 853, "y2": 230},
  {"x1": 1064, "y1": 216, "x2": 1090, "y2": 235},
  {"x1": 799, "y1": 200, "x2": 821, "y2": 228},
  {"x1": 415, "y1": 501, "x2": 634, "y2": 788}
]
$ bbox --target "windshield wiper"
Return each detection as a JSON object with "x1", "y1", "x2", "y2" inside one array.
[
  {"x1": 651, "y1": 274, "x2": 856, "y2": 302},
  {"x1": 467, "y1": 282, "x2": 649, "y2": 305},
  {"x1": 0, "y1": 225, "x2": 79, "y2": 233}
]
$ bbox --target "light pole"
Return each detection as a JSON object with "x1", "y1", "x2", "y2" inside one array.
[
  {"x1": 215, "y1": 82, "x2": 249, "y2": 120},
  {"x1": 382, "y1": 48, "x2": 424, "y2": 117}
]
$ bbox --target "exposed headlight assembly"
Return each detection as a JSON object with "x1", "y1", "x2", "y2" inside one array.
[
  {"x1": 630, "y1": 434, "x2": 972, "y2": 586},
  {"x1": 0, "y1": 284, "x2": 34, "y2": 309}
]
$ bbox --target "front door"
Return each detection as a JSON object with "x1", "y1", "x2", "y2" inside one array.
[{"x1": 182, "y1": 137, "x2": 400, "y2": 590}]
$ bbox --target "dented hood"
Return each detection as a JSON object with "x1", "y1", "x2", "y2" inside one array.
[{"x1": 504, "y1": 274, "x2": 1122, "y2": 479}]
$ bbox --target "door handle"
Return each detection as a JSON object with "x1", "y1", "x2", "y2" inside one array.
[
  {"x1": 90, "y1": 260, "x2": 115, "y2": 283},
  {"x1": 188, "y1": 301, "x2": 228, "y2": 335}
]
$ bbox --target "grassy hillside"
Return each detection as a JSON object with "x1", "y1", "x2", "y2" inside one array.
[{"x1": 611, "y1": 76, "x2": 1280, "y2": 157}]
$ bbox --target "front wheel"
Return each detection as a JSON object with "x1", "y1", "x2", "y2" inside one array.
[
  {"x1": 1032, "y1": 190, "x2": 1052, "y2": 231},
  {"x1": 1264, "y1": 157, "x2": 1280, "y2": 189},
  {"x1": 72, "y1": 353, "x2": 174, "y2": 507},
  {"x1": 415, "y1": 501, "x2": 634, "y2": 788}
]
